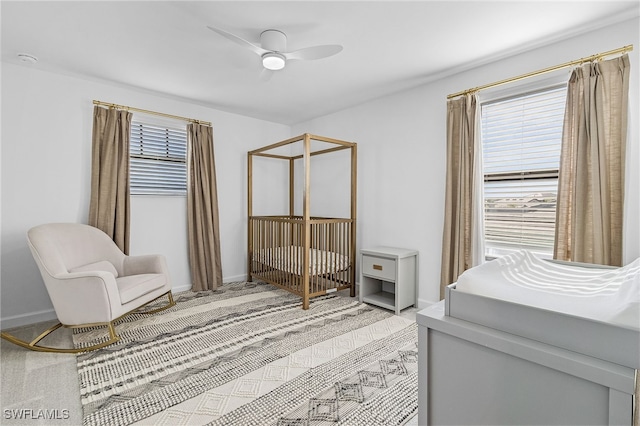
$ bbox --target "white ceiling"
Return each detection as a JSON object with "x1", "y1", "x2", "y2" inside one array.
[{"x1": 2, "y1": 1, "x2": 638, "y2": 125}]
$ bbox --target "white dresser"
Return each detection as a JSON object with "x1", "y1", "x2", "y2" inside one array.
[
  {"x1": 359, "y1": 246, "x2": 418, "y2": 314},
  {"x1": 417, "y1": 302, "x2": 637, "y2": 425}
]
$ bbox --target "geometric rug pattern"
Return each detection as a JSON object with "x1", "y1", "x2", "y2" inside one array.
[{"x1": 73, "y1": 282, "x2": 417, "y2": 426}]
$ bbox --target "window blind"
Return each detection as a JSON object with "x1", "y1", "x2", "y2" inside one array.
[
  {"x1": 130, "y1": 121, "x2": 187, "y2": 195},
  {"x1": 481, "y1": 85, "x2": 567, "y2": 257}
]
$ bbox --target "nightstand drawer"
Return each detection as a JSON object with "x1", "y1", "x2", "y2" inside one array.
[{"x1": 362, "y1": 255, "x2": 396, "y2": 281}]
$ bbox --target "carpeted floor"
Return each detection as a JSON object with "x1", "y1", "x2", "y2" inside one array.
[
  {"x1": 1, "y1": 283, "x2": 420, "y2": 426},
  {"x1": 1, "y1": 320, "x2": 83, "y2": 425}
]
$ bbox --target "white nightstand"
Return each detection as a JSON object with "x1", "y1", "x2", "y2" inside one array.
[{"x1": 359, "y1": 246, "x2": 419, "y2": 315}]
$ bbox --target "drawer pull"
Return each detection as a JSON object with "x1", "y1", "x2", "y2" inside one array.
[{"x1": 373, "y1": 264, "x2": 383, "y2": 271}]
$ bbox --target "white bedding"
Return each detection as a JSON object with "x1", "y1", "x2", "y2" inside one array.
[
  {"x1": 455, "y1": 250, "x2": 640, "y2": 329},
  {"x1": 254, "y1": 246, "x2": 349, "y2": 276}
]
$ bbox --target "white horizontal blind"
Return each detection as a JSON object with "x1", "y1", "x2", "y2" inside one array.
[
  {"x1": 130, "y1": 120, "x2": 187, "y2": 195},
  {"x1": 481, "y1": 85, "x2": 566, "y2": 258}
]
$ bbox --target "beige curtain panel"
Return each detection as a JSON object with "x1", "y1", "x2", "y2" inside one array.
[
  {"x1": 440, "y1": 94, "x2": 480, "y2": 299},
  {"x1": 88, "y1": 106, "x2": 132, "y2": 254},
  {"x1": 187, "y1": 123, "x2": 223, "y2": 292},
  {"x1": 554, "y1": 54, "x2": 630, "y2": 266}
]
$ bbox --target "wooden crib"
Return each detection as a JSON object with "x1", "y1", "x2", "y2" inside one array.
[{"x1": 247, "y1": 134, "x2": 357, "y2": 309}]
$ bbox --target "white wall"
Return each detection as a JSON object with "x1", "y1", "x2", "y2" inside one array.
[
  {"x1": 0, "y1": 63, "x2": 290, "y2": 327},
  {"x1": 293, "y1": 17, "x2": 640, "y2": 306}
]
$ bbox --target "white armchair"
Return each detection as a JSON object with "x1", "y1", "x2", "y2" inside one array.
[{"x1": 1, "y1": 223, "x2": 175, "y2": 353}]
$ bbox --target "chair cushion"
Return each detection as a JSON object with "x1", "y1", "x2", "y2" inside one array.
[
  {"x1": 70, "y1": 260, "x2": 119, "y2": 277},
  {"x1": 116, "y1": 274, "x2": 166, "y2": 304}
]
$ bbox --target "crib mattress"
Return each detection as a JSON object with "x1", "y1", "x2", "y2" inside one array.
[
  {"x1": 254, "y1": 246, "x2": 349, "y2": 276},
  {"x1": 446, "y1": 250, "x2": 640, "y2": 368}
]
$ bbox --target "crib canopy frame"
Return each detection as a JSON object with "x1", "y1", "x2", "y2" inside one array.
[{"x1": 247, "y1": 133, "x2": 357, "y2": 309}]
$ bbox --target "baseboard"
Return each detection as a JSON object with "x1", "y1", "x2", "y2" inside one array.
[
  {"x1": 172, "y1": 283, "x2": 193, "y2": 293},
  {"x1": 1, "y1": 308, "x2": 58, "y2": 330},
  {"x1": 224, "y1": 274, "x2": 249, "y2": 283}
]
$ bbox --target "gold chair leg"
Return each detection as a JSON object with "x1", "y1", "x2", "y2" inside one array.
[
  {"x1": 136, "y1": 291, "x2": 176, "y2": 315},
  {"x1": 1, "y1": 292, "x2": 175, "y2": 354},
  {"x1": 0, "y1": 321, "x2": 119, "y2": 354}
]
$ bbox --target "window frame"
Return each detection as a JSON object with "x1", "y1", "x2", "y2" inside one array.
[{"x1": 478, "y1": 75, "x2": 568, "y2": 259}]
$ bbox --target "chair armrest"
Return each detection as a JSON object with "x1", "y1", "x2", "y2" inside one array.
[
  {"x1": 123, "y1": 254, "x2": 170, "y2": 277},
  {"x1": 45, "y1": 272, "x2": 121, "y2": 325}
]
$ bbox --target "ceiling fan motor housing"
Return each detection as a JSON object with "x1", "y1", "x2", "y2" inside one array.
[{"x1": 260, "y1": 29, "x2": 287, "y2": 52}]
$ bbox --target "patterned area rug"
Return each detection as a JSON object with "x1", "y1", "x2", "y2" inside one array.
[{"x1": 73, "y1": 282, "x2": 418, "y2": 426}]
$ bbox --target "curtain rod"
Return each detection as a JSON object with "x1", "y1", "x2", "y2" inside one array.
[
  {"x1": 447, "y1": 44, "x2": 633, "y2": 100},
  {"x1": 92, "y1": 100, "x2": 212, "y2": 126}
]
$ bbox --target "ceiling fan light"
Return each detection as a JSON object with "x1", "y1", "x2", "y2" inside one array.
[{"x1": 262, "y1": 52, "x2": 285, "y2": 70}]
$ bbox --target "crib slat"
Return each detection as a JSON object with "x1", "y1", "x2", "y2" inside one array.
[{"x1": 249, "y1": 216, "x2": 354, "y2": 305}]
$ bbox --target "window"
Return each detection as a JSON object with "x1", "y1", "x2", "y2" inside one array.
[
  {"x1": 129, "y1": 120, "x2": 187, "y2": 195},
  {"x1": 481, "y1": 85, "x2": 567, "y2": 258}
]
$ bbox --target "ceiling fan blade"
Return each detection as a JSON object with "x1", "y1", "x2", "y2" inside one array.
[
  {"x1": 207, "y1": 25, "x2": 268, "y2": 56},
  {"x1": 260, "y1": 68, "x2": 275, "y2": 81},
  {"x1": 285, "y1": 45, "x2": 343, "y2": 61}
]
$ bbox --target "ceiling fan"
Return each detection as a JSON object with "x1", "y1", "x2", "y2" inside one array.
[{"x1": 207, "y1": 25, "x2": 343, "y2": 78}]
